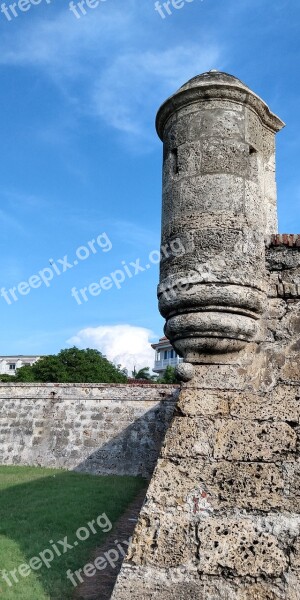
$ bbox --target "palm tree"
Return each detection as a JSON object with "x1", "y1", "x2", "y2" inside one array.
[{"x1": 132, "y1": 366, "x2": 156, "y2": 381}]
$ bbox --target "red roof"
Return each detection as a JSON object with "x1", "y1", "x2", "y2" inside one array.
[{"x1": 151, "y1": 335, "x2": 171, "y2": 349}]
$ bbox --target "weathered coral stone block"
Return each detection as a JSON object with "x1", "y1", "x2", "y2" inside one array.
[
  {"x1": 201, "y1": 139, "x2": 249, "y2": 176},
  {"x1": 214, "y1": 420, "x2": 297, "y2": 461},
  {"x1": 200, "y1": 110, "x2": 244, "y2": 139},
  {"x1": 179, "y1": 174, "x2": 245, "y2": 214},
  {"x1": 177, "y1": 389, "x2": 230, "y2": 417},
  {"x1": 230, "y1": 386, "x2": 300, "y2": 421},
  {"x1": 197, "y1": 518, "x2": 287, "y2": 577},
  {"x1": 129, "y1": 512, "x2": 197, "y2": 568},
  {"x1": 161, "y1": 417, "x2": 214, "y2": 458},
  {"x1": 146, "y1": 458, "x2": 286, "y2": 512},
  {"x1": 202, "y1": 461, "x2": 285, "y2": 511},
  {"x1": 112, "y1": 570, "x2": 288, "y2": 600}
]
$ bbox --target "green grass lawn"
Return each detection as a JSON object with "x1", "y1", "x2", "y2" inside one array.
[{"x1": 0, "y1": 466, "x2": 145, "y2": 600}]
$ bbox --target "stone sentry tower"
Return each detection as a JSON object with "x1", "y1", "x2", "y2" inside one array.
[
  {"x1": 157, "y1": 70, "x2": 282, "y2": 363},
  {"x1": 112, "y1": 72, "x2": 300, "y2": 599}
]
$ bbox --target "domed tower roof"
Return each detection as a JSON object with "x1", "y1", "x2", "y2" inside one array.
[
  {"x1": 179, "y1": 70, "x2": 251, "y2": 92},
  {"x1": 156, "y1": 70, "x2": 285, "y2": 139}
]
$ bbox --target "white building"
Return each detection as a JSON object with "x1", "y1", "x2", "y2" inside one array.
[
  {"x1": 0, "y1": 356, "x2": 41, "y2": 376},
  {"x1": 151, "y1": 336, "x2": 182, "y2": 375}
]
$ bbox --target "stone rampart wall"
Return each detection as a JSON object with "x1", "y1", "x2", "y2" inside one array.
[{"x1": 0, "y1": 384, "x2": 178, "y2": 478}]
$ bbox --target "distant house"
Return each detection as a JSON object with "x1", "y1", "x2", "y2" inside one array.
[
  {"x1": 151, "y1": 337, "x2": 182, "y2": 375},
  {"x1": 0, "y1": 356, "x2": 41, "y2": 376}
]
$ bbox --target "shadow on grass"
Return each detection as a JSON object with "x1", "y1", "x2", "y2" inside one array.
[
  {"x1": 0, "y1": 467, "x2": 146, "y2": 600},
  {"x1": 0, "y1": 393, "x2": 177, "y2": 598}
]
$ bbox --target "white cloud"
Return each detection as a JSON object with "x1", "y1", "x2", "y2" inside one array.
[
  {"x1": 0, "y1": 3, "x2": 223, "y2": 141},
  {"x1": 67, "y1": 324, "x2": 156, "y2": 374},
  {"x1": 0, "y1": 5, "x2": 134, "y2": 73},
  {"x1": 93, "y1": 45, "x2": 221, "y2": 136}
]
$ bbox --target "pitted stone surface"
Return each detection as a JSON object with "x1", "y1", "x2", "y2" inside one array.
[
  {"x1": 197, "y1": 518, "x2": 287, "y2": 577},
  {"x1": 229, "y1": 386, "x2": 300, "y2": 421},
  {"x1": 161, "y1": 416, "x2": 214, "y2": 458},
  {"x1": 177, "y1": 389, "x2": 230, "y2": 416},
  {"x1": 128, "y1": 512, "x2": 197, "y2": 568},
  {"x1": 111, "y1": 566, "x2": 298, "y2": 599},
  {"x1": 141, "y1": 458, "x2": 286, "y2": 512},
  {"x1": 214, "y1": 420, "x2": 297, "y2": 461}
]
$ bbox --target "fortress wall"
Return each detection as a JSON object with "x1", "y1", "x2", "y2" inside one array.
[
  {"x1": 0, "y1": 383, "x2": 178, "y2": 478},
  {"x1": 111, "y1": 241, "x2": 300, "y2": 599},
  {"x1": 111, "y1": 68, "x2": 300, "y2": 599}
]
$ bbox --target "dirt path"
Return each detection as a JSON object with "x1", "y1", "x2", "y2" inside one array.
[{"x1": 74, "y1": 487, "x2": 147, "y2": 600}]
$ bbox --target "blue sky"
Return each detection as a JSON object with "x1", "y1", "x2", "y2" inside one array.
[{"x1": 0, "y1": 0, "x2": 299, "y2": 370}]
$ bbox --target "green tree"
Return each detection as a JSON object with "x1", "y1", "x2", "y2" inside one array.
[
  {"x1": 13, "y1": 365, "x2": 35, "y2": 382},
  {"x1": 0, "y1": 374, "x2": 16, "y2": 382},
  {"x1": 132, "y1": 367, "x2": 155, "y2": 381},
  {"x1": 158, "y1": 365, "x2": 178, "y2": 384},
  {"x1": 15, "y1": 347, "x2": 128, "y2": 384}
]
